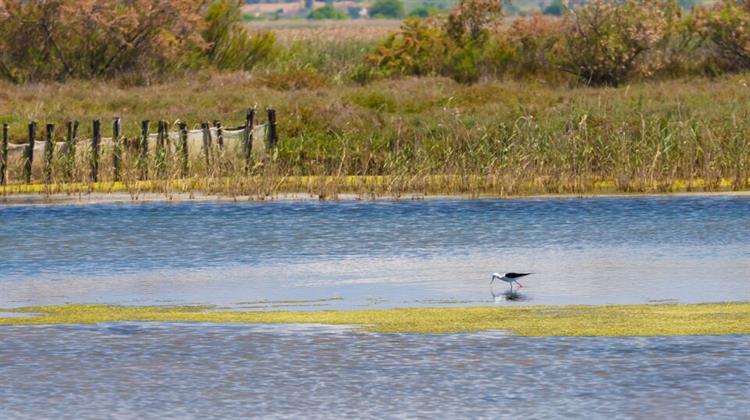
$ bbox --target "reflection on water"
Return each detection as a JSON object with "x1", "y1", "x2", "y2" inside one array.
[
  {"x1": 493, "y1": 290, "x2": 529, "y2": 302},
  {"x1": 1, "y1": 196, "x2": 749, "y2": 309},
  {"x1": 0, "y1": 323, "x2": 748, "y2": 419}
]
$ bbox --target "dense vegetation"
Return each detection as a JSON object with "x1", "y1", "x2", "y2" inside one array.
[
  {"x1": 3, "y1": 0, "x2": 750, "y2": 86},
  {"x1": 0, "y1": 0, "x2": 274, "y2": 83},
  {"x1": 360, "y1": 0, "x2": 750, "y2": 85},
  {"x1": 0, "y1": 0, "x2": 749, "y2": 196},
  {"x1": 1, "y1": 74, "x2": 748, "y2": 196}
]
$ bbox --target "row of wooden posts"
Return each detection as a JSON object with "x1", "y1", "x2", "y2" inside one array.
[{"x1": 0, "y1": 108, "x2": 278, "y2": 186}]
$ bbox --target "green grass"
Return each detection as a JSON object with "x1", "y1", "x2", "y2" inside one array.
[{"x1": 2, "y1": 302, "x2": 749, "y2": 336}]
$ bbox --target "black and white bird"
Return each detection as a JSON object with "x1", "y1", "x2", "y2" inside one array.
[{"x1": 491, "y1": 272, "x2": 531, "y2": 293}]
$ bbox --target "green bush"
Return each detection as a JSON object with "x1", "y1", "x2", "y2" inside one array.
[
  {"x1": 364, "y1": 0, "x2": 503, "y2": 84},
  {"x1": 409, "y1": 6, "x2": 442, "y2": 18},
  {"x1": 370, "y1": 0, "x2": 406, "y2": 19},
  {"x1": 308, "y1": 5, "x2": 348, "y2": 20},
  {"x1": 365, "y1": 18, "x2": 448, "y2": 78},
  {"x1": 542, "y1": 0, "x2": 565, "y2": 16}
]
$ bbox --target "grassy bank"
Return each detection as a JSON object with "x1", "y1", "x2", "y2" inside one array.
[
  {"x1": 2, "y1": 302, "x2": 749, "y2": 336},
  {"x1": 1, "y1": 74, "x2": 750, "y2": 196}
]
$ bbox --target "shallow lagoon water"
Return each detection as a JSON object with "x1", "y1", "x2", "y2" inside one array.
[
  {"x1": 2, "y1": 197, "x2": 750, "y2": 418},
  {"x1": 1, "y1": 196, "x2": 749, "y2": 309},
  {"x1": 1, "y1": 323, "x2": 749, "y2": 419}
]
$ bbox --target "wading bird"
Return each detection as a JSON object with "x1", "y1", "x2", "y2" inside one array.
[{"x1": 491, "y1": 272, "x2": 531, "y2": 293}]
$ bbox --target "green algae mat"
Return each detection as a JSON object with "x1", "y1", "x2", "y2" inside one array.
[{"x1": 2, "y1": 303, "x2": 749, "y2": 336}]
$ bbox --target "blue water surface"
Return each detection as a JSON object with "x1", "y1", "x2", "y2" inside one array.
[{"x1": 1, "y1": 196, "x2": 749, "y2": 308}]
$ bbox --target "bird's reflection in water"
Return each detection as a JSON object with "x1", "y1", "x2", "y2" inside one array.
[{"x1": 492, "y1": 290, "x2": 528, "y2": 302}]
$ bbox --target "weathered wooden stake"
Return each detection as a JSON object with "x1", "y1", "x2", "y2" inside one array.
[
  {"x1": 139, "y1": 120, "x2": 149, "y2": 180},
  {"x1": 112, "y1": 117, "x2": 122, "y2": 182},
  {"x1": 213, "y1": 120, "x2": 224, "y2": 175},
  {"x1": 178, "y1": 122, "x2": 188, "y2": 178},
  {"x1": 266, "y1": 108, "x2": 277, "y2": 149},
  {"x1": 65, "y1": 120, "x2": 79, "y2": 181},
  {"x1": 91, "y1": 119, "x2": 101, "y2": 182},
  {"x1": 201, "y1": 122, "x2": 212, "y2": 167},
  {"x1": 24, "y1": 122, "x2": 36, "y2": 184},
  {"x1": 1, "y1": 123, "x2": 8, "y2": 186},
  {"x1": 156, "y1": 120, "x2": 166, "y2": 178},
  {"x1": 213, "y1": 120, "x2": 224, "y2": 150},
  {"x1": 243, "y1": 108, "x2": 255, "y2": 173},
  {"x1": 43, "y1": 123, "x2": 55, "y2": 184}
]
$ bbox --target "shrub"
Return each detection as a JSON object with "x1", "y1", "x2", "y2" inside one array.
[
  {"x1": 370, "y1": 0, "x2": 406, "y2": 19},
  {"x1": 0, "y1": 0, "x2": 207, "y2": 83},
  {"x1": 554, "y1": 0, "x2": 677, "y2": 86},
  {"x1": 364, "y1": 0, "x2": 503, "y2": 83},
  {"x1": 308, "y1": 5, "x2": 348, "y2": 20},
  {"x1": 203, "y1": 0, "x2": 276, "y2": 71},
  {"x1": 445, "y1": 0, "x2": 503, "y2": 44},
  {"x1": 366, "y1": 18, "x2": 448, "y2": 78},
  {"x1": 0, "y1": 0, "x2": 275, "y2": 83},
  {"x1": 501, "y1": 15, "x2": 563, "y2": 77},
  {"x1": 693, "y1": 0, "x2": 750, "y2": 72},
  {"x1": 409, "y1": 6, "x2": 442, "y2": 18}
]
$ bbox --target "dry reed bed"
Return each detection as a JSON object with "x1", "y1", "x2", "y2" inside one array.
[{"x1": 245, "y1": 19, "x2": 401, "y2": 43}]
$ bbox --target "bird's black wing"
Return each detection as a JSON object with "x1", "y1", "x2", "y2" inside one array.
[{"x1": 505, "y1": 272, "x2": 531, "y2": 278}]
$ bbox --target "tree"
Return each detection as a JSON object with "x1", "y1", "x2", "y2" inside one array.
[
  {"x1": 543, "y1": 0, "x2": 565, "y2": 16},
  {"x1": 308, "y1": 5, "x2": 348, "y2": 19},
  {"x1": 369, "y1": 0, "x2": 405, "y2": 19}
]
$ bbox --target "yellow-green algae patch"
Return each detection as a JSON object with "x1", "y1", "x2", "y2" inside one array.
[{"x1": 1, "y1": 303, "x2": 749, "y2": 336}]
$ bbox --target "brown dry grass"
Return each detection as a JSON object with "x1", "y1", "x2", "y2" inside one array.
[{"x1": 246, "y1": 19, "x2": 401, "y2": 43}]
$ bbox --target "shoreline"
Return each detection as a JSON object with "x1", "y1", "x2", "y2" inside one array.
[
  {"x1": 2, "y1": 302, "x2": 749, "y2": 336},
  {"x1": 2, "y1": 189, "x2": 750, "y2": 206}
]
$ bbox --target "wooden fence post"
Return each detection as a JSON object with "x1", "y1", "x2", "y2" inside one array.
[
  {"x1": 266, "y1": 108, "x2": 277, "y2": 149},
  {"x1": 178, "y1": 122, "x2": 188, "y2": 178},
  {"x1": 1, "y1": 123, "x2": 8, "y2": 186},
  {"x1": 112, "y1": 117, "x2": 122, "y2": 182},
  {"x1": 91, "y1": 120, "x2": 101, "y2": 182},
  {"x1": 139, "y1": 120, "x2": 149, "y2": 180},
  {"x1": 201, "y1": 122, "x2": 212, "y2": 168},
  {"x1": 24, "y1": 121, "x2": 36, "y2": 184},
  {"x1": 213, "y1": 120, "x2": 224, "y2": 150},
  {"x1": 156, "y1": 120, "x2": 166, "y2": 178},
  {"x1": 65, "y1": 120, "x2": 78, "y2": 181},
  {"x1": 44, "y1": 123, "x2": 55, "y2": 184},
  {"x1": 243, "y1": 108, "x2": 255, "y2": 173}
]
